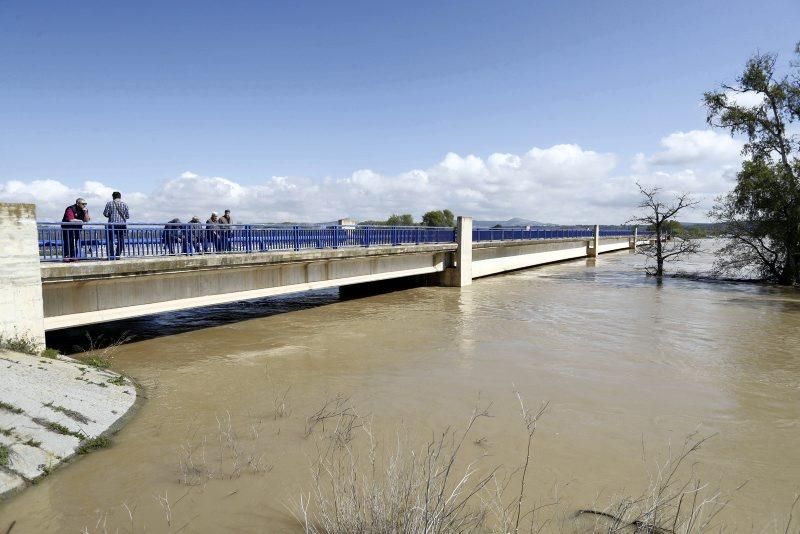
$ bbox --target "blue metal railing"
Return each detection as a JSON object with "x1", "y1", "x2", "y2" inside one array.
[
  {"x1": 472, "y1": 226, "x2": 638, "y2": 242},
  {"x1": 37, "y1": 223, "x2": 458, "y2": 262},
  {"x1": 37, "y1": 222, "x2": 641, "y2": 262}
]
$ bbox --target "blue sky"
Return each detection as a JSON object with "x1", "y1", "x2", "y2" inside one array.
[{"x1": 1, "y1": 1, "x2": 798, "y2": 222}]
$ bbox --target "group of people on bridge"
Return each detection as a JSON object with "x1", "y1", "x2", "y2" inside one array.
[{"x1": 60, "y1": 192, "x2": 233, "y2": 261}]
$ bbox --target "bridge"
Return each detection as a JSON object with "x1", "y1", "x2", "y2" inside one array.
[{"x1": 1, "y1": 203, "x2": 645, "y2": 347}]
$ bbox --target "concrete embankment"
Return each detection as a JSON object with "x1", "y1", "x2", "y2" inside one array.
[{"x1": 0, "y1": 349, "x2": 137, "y2": 498}]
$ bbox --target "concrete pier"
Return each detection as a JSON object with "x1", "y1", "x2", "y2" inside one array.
[
  {"x1": 0, "y1": 204, "x2": 45, "y2": 348},
  {"x1": 441, "y1": 216, "x2": 473, "y2": 287}
]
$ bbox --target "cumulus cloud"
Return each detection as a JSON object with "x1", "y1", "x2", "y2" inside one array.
[
  {"x1": 0, "y1": 133, "x2": 745, "y2": 224},
  {"x1": 723, "y1": 89, "x2": 765, "y2": 108},
  {"x1": 648, "y1": 130, "x2": 743, "y2": 166}
]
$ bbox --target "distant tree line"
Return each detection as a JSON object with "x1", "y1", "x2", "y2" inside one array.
[{"x1": 359, "y1": 209, "x2": 455, "y2": 227}]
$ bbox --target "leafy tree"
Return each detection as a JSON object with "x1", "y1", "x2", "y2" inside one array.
[
  {"x1": 629, "y1": 182, "x2": 700, "y2": 277},
  {"x1": 704, "y1": 44, "x2": 800, "y2": 285},
  {"x1": 421, "y1": 209, "x2": 455, "y2": 227},
  {"x1": 386, "y1": 213, "x2": 415, "y2": 226}
]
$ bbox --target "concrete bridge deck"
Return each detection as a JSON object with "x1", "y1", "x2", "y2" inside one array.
[{"x1": 1, "y1": 203, "x2": 641, "y2": 344}]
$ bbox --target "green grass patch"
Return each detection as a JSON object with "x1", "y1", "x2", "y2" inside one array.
[
  {"x1": 75, "y1": 354, "x2": 111, "y2": 369},
  {"x1": 43, "y1": 402, "x2": 92, "y2": 425},
  {"x1": 0, "y1": 444, "x2": 11, "y2": 467},
  {"x1": 23, "y1": 438, "x2": 42, "y2": 448},
  {"x1": 107, "y1": 375, "x2": 126, "y2": 386},
  {"x1": 77, "y1": 436, "x2": 112, "y2": 454},
  {"x1": 0, "y1": 401, "x2": 23, "y2": 414},
  {"x1": 40, "y1": 348, "x2": 59, "y2": 359},
  {"x1": 0, "y1": 427, "x2": 14, "y2": 437},
  {"x1": 32, "y1": 417, "x2": 85, "y2": 439}
]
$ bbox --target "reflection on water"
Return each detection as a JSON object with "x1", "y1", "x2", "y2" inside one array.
[{"x1": 3, "y1": 243, "x2": 799, "y2": 532}]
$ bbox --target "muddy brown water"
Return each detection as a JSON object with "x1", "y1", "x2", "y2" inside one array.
[{"x1": 2, "y1": 245, "x2": 799, "y2": 532}]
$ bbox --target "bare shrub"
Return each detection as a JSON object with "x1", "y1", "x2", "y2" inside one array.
[
  {"x1": 575, "y1": 433, "x2": 730, "y2": 533},
  {"x1": 177, "y1": 411, "x2": 270, "y2": 486},
  {"x1": 74, "y1": 332, "x2": 134, "y2": 369},
  {"x1": 303, "y1": 394, "x2": 359, "y2": 439},
  {"x1": 295, "y1": 399, "x2": 523, "y2": 533}
]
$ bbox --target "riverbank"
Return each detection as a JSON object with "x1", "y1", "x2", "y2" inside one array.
[{"x1": 0, "y1": 349, "x2": 137, "y2": 499}]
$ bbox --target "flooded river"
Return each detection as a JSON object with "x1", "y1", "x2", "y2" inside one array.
[{"x1": 2, "y1": 245, "x2": 799, "y2": 532}]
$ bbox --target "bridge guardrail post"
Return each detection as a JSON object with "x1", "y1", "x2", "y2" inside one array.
[{"x1": 293, "y1": 225, "x2": 300, "y2": 251}]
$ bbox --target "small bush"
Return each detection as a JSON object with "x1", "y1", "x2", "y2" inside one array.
[
  {"x1": 77, "y1": 436, "x2": 112, "y2": 454},
  {"x1": 0, "y1": 444, "x2": 11, "y2": 467},
  {"x1": 0, "y1": 332, "x2": 40, "y2": 355},
  {"x1": 40, "y1": 348, "x2": 59, "y2": 359},
  {"x1": 107, "y1": 375, "x2": 126, "y2": 386},
  {"x1": 76, "y1": 354, "x2": 112, "y2": 369}
]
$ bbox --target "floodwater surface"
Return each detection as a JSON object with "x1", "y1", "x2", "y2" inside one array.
[{"x1": 2, "y1": 245, "x2": 799, "y2": 532}]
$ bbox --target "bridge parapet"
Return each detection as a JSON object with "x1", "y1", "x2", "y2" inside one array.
[{"x1": 1, "y1": 204, "x2": 644, "y2": 334}]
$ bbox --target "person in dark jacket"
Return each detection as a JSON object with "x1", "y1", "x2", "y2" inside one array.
[
  {"x1": 162, "y1": 218, "x2": 183, "y2": 254},
  {"x1": 205, "y1": 212, "x2": 221, "y2": 252},
  {"x1": 218, "y1": 209, "x2": 233, "y2": 251},
  {"x1": 184, "y1": 216, "x2": 203, "y2": 254},
  {"x1": 61, "y1": 198, "x2": 91, "y2": 261}
]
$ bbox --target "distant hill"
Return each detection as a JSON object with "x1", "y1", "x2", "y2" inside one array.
[{"x1": 474, "y1": 217, "x2": 552, "y2": 227}]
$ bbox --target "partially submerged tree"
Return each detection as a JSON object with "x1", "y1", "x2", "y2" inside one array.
[
  {"x1": 630, "y1": 182, "x2": 700, "y2": 277},
  {"x1": 704, "y1": 44, "x2": 800, "y2": 285}
]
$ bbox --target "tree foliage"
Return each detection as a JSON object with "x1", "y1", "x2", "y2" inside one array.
[
  {"x1": 629, "y1": 182, "x2": 699, "y2": 277},
  {"x1": 386, "y1": 213, "x2": 415, "y2": 226},
  {"x1": 704, "y1": 44, "x2": 800, "y2": 285},
  {"x1": 421, "y1": 209, "x2": 455, "y2": 227}
]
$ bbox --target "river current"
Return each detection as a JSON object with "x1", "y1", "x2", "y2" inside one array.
[{"x1": 1, "y1": 243, "x2": 799, "y2": 532}]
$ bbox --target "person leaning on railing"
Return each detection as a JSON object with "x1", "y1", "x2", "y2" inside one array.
[
  {"x1": 162, "y1": 218, "x2": 184, "y2": 254},
  {"x1": 60, "y1": 197, "x2": 90, "y2": 262}
]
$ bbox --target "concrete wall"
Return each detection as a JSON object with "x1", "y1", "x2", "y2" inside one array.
[
  {"x1": 0, "y1": 204, "x2": 45, "y2": 347},
  {"x1": 34, "y1": 219, "x2": 636, "y2": 331},
  {"x1": 41, "y1": 246, "x2": 453, "y2": 330},
  {"x1": 472, "y1": 237, "x2": 630, "y2": 279}
]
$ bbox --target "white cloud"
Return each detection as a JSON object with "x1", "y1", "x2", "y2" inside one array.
[
  {"x1": 723, "y1": 89, "x2": 765, "y2": 108},
  {"x1": 649, "y1": 130, "x2": 743, "y2": 166},
  {"x1": 0, "y1": 133, "x2": 745, "y2": 224}
]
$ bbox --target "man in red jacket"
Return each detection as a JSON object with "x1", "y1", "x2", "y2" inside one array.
[{"x1": 61, "y1": 197, "x2": 91, "y2": 261}]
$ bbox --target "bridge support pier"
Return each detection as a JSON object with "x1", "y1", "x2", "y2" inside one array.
[
  {"x1": 441, "y1": 216, "x2": 472, "y2": 287},
  {"x1": 588, "y1": 224, "x2": 600, "y2": 258},
  {"x1": 0, "y1": 203, "x2": 45, "y2": 349}
]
